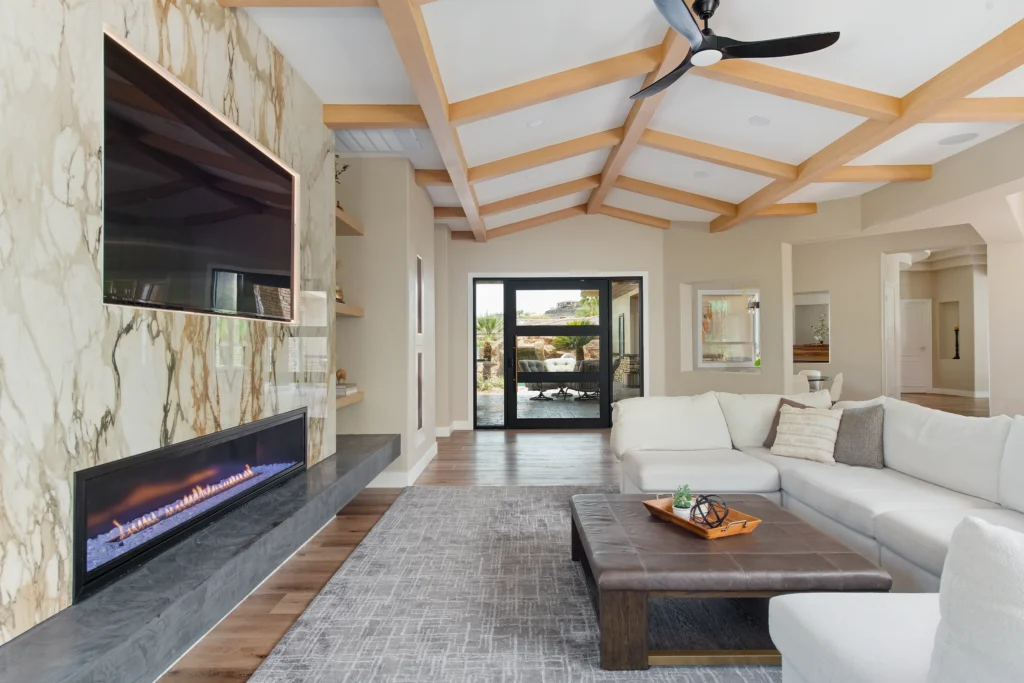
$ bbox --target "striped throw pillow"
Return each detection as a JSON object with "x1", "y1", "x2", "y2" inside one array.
[{"x1": 770, "y1": 405, "x2": 844, "y2": 464}]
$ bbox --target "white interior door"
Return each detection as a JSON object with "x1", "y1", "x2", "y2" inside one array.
[{"x1": 900, "y1": 299, "x2": 932, "y2": 392}]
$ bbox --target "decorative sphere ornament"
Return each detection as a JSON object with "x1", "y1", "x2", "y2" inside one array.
[{"x1": 690, "y1": 494, "x2": 729, "y2": 528}]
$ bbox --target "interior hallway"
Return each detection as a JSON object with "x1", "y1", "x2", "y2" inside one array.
[{"x1": 900, "y1": 393, "x2": 990, "y2": 417}]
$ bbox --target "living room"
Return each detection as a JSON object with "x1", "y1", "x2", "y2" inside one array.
[{"x1": 2, "y1": 1, "x2": 1024, "y2": 682}]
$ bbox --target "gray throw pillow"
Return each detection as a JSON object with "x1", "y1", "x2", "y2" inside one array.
[
  {"x1": 833, "y1": 404, "x2": 884, "y2": 468},
  {"x1": 763, "y1": 398, "x2": 809, "y2": 448}
]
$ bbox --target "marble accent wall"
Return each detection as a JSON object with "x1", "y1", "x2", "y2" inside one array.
[{"x1": 0, "y1": 0, "x2": 335, "y2": 642}]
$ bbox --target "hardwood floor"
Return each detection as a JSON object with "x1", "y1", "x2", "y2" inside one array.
[
  {"x1": 900, "y1": 393, "x2": 990, "y2": 417},
  {"x1": 415, "y1": 428, "x2": 618, "y2": 487},
  {"x1": 159, "y1": 429, "x2": 617, "y2": 681},
  {"x1": 158, "y1": 488, "x2": 403, "y2": 683}
]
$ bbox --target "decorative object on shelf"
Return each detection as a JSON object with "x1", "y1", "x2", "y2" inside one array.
[
  {"x1": 811, "y1": 313, "x2": 830, "y2": 345},
  {"x1": 335, "y1": 156, "x2": 349, "y2": 185},
  {"x1": 690, "y1": 494, "x2": 729, "y2": 529},
  {"x1": 336, "y1": 368, "x2": 347, "y2": 385},
  {"x1": 672, "y1": 485, "x2": 693, "y2": 517},
  {"x1": 954, "y1": 324, "x2": 960, "y2": 360},
  {"x1": 642, "y1": 497, "x2": 762, "y2": 540},
  {"x1": 335, "y1": 287, "x2": 344, "y2": 303}
]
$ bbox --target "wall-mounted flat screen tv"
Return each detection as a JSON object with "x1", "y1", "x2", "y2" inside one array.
[{"x1": 103, "y1": 33, "x2": 297, "y2": 322}]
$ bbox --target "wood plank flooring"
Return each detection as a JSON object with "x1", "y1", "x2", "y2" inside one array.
[
  {"x1": 158, "y1": 488, "x2": 403, "y2": 683},
  {"x1": 900, "y1": 393, "x2": 990, "y2": 417},
  {"x1": 159, "y1": 429, "x2": 617, "y2": 681}
]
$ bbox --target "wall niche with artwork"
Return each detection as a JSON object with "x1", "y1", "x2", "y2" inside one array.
[{"x1": 794, "y1": 292, "x2": 830, "y2": 363}]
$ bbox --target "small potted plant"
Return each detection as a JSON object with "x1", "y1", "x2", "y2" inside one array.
[{"x1": 672, "y1": 485, "x2": 693, "y2": 518}]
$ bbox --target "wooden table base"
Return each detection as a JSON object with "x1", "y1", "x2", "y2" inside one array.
[{"x1": 648, "y1": 649, "x2": 781, "y2": 667}]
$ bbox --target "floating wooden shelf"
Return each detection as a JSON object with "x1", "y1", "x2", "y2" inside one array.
[
  {"x1": 335, "y1": 301, "x2": 364, "y2": 317},
  {"x1": 335, "y1": 207, "x2": 365, "y2": 237},
  {"x1": 336, "y1": 391, "x2": 364, "y2": 409}
]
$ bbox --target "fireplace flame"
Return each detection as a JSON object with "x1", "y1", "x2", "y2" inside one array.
[{"x1": 108, "y1": 464, "x2": 255, "y2": 543}]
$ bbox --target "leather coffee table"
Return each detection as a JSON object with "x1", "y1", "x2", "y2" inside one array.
[{"x1": 570, "y1": 493, "x2": 892, "y2": 670}]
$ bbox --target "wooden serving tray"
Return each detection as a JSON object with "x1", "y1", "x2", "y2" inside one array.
[{"x1": 642, "y1": 497, "x2": 762, "y2": 540}]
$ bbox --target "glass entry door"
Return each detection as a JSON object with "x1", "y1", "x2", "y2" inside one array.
[{"x1": 503, "y1": 279, "x2": 611, "y2": 429}]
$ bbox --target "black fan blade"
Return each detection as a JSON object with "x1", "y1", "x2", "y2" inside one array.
[
  {"x1": 721, "y1": 32, "x2": 840, "y2": 60},
  {"x1": 630, "y1": 59, "x2": 694, "y2": 100},
  {"x1": 653, "y1": 0, "x2": 704, "y2": 51}
]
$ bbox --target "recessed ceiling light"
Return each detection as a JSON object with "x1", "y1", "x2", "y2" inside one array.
[
  {"x1": 748, "y1": 115, "x2": 771, "y2": 127},
  {"x1": 938, "y1": 132, "x2": 979, "y2": 146},
  {"x1": 527, "y1": 119, "x2": 545, "y2": 128},
  {"x1": 694, "y1": 170, "x2": 712, "y2": 179}
]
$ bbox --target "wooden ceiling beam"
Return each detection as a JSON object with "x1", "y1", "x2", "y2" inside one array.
[
  {"x1": 587, "y1": 30, "x2": 692, "y2": 215},
  {"x1": 414, "y1": 169, "x2": 451, "y2": 186},
  {"x1": 378, "y1": 0, "x2": 485, "y2": 241},
  {"x1": 598, "y1": 205, "x2": 670, "y2": 230},
  {"x1": 468, "y1": 128, "x2": 623, "y2": 184},
  {"x1": 692, "y1": 60, "x2": 902, "y2": 121},
  {"x1": 711, "y1": 19, "x2": 1024, "y2": 233},
  {"x1": 323, "y1": 104, "x2": 427, "y2": 129},
  {"x1": 640, "y1": 129, "x2": 798, "y2": 180},
  {"x1": 820, "y1": 165, "x2": 932, "y2": 182},
  {"x1": 756, "y1": 203, "x2": 818, "y2": 217},
  {"x1": 479, "y1": 175, "x2": 601, "y2": 216},
  {"x1": 434, "y1": 206, "x2": 465, "y2": 219},
  {"x1": 928, "y1": 97, "x2": 1024, "y2": 122},
  {"x1": 448, "y1": 46, "x2": 661, "y2": 126},
  {"x1": 615, "y1": 175, "x2": 735, "y2": 216},
  {"x1": 454, "y1": 205, "x2": 588, "y2": 241}
]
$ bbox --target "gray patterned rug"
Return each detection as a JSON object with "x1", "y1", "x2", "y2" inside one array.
[{"x1": 250, "y1": 486, "x2": 782, "y2": 682}]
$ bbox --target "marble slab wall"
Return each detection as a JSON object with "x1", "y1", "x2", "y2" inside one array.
[{"x1": 0, "y1": 0, "x2": 335, "y2": 642}]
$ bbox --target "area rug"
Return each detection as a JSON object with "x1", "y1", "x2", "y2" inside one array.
[{"x1": 250, "y1": 486, "x2": 782, "y2": 683}]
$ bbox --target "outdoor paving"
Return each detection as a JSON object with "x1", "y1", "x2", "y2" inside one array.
[{"x1": 475, "y1": 385, "x2": 641, "y2": 427}]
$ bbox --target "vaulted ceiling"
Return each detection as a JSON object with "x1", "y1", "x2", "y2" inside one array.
[{"x1": 224, "y1": 0, "x2": 1024, "y2": 242}]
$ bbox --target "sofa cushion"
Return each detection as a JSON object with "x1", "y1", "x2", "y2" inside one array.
[
  {"x1": 610, "y1": 394, "x2": 732, "y2": 459},
  {"x1": 770, "y1": 592, "x2": 939, "y2": 683},
  {"x1": 999, "y1": 417, "x2": 1024, "y2": 513},
  {"x1": 763, "y1": 398, "x2": 809, "y2": 448},
  {"x1": 883, "y1": 399, "x2": 1012, "y2": 503},
  {"x1": 874, "y1": 507, "x2": 1024, "y2": 577},
  {"x1": 833, "y1": 404, "x2": 884, "y2": 469},
  {"x1": 928, "y1": 518, "x2": 1024, "y2": 683},
  {"x1": 620, "y1": 449, "x2": 780, "y2": 493},
  {"x1": 771, "y1": 405, "x2": 843, "y2": 464},
  {"x1": 780, "y1": 463, "x2": 998, "y2": 537},
  {"x1": 716, "y1": 390, "x2": 832, "y2": 449}
]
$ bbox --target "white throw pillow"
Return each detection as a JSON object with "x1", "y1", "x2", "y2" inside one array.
[
  {"x1": 610, "y1": 393, "x2": 732, "y2": 459},
  {"x1": 927, "y1": 517, "x2": 1024, "y2": 683},
  {"x1": 770, "y1": 405, "x2": 843, "y2": 464},
  {"x1": 716, "y1": 391, "x2": 832, "y2": 448}
]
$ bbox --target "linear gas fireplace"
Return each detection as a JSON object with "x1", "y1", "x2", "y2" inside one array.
[{"x1": 73, "y1": 409, "x2": 306, "y2": 600}]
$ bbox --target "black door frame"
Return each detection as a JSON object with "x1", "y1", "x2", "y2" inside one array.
[{"x1": 502, "y1": 278, "x2": 612, "y2": 429}]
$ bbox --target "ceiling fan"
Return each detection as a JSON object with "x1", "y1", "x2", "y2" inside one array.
[{"x1": 632, "y1": 0, "x2": 840, "y2": 99}]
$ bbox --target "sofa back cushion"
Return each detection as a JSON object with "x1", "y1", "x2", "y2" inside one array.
[
  {"x1": 999, "y1": 417, "x2": 1024, "y2": 513},
  {"x1": 611, "y1": 393, "x2": 731, "y2": 458},
  {"x1": 883, "y1": 399, "x2": 1012, "y2": 502},
  {"x1": 716, "y1": 391, "x2": 832, "y2": 449}
]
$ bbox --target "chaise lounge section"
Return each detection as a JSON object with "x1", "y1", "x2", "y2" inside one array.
[{"x1": 612, "y1": 392, "x2": 1024, "y2": 592}]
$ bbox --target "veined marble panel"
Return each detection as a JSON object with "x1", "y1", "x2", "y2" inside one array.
[{"x1": 0, "y1": 0, "x2": 334, "y2": 642}]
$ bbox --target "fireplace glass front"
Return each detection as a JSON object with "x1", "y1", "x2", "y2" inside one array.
[{"x1": 74, "y1": 409, "x2": 306, "y2": 599}]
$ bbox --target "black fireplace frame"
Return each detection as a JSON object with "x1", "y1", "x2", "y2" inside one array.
[{"x1": 72, "y1": 408, "x2": 307, "y2": 602}]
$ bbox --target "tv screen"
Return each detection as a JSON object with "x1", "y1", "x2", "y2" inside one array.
[{"x1": 102, "y1": 34, "x2": 297, "y2": 321}]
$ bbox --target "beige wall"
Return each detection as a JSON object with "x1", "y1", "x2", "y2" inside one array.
[
  {"x1": 989, "y1": 243, "x2": 1024, "y2": 415},
  {"x1": 444, "y1": 213, "x2": 666, "y2": 425},
  {"x1": 434, "y1": 227, "x2": 451, "y2": 432},
  {"x1": 336, "y1": 158, "x2": 436, "y2": 482}
]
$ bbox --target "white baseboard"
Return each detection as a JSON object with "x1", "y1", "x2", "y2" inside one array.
[
  {"x1": 435, "y1": 423, "x2": 455, "y2": 438},
  {"x1": 365, "y1": 470, "x2": 409, "y2": 488},
  {"x1": 452, "y1": 420, "x2": 473, "y2": 431},
  {"x1": 407, "y1": 442, "x2": 438, "y2": 485}
]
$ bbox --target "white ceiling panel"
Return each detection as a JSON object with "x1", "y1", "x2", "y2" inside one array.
[
  {"x1": 699, "y1": 0, "x2": 1024, "y2": 96},
  {"x1": 423, "y1": 0, "x2": 665, "y2": 103},
  {"x1": 458, "y1": 79, "x2": 640, "y2": 167},
  {"x1": 442, "y1": 218, "x2": 471, "y2": 231},
  {"x1": 473, "y1": 150, "x2": 609, "y2": 205},
  {"x1": 851, "y1": 122, "x2": 1021, "y2": 165},
  {"x1": 426, "y1": 185, "x2": 462, "y2": 207},
  {"x1": 244, "y1": 8, "x2": 415, "y2": 103},
  {"x1": 652, "y1": 76, "x2": 865, "y2": 164},
  {"x1": 781, "y1": 182, "x2": 887, "y2": 204},
  {"x1": 335, "y1": 129, "x2": 444, "y2": 169},
  {"x1": 605, "y1": 189, "x2": 717, "y2": 223},
  {"x1": 970, "y1": 64, "x2": 1024, "y2": 97},
  {"x1": 623, "y1": 146, "x2": 772, "y2": 203},
  {"x1": 484, "y1": 192, "x2": 591, "y2": 230}
]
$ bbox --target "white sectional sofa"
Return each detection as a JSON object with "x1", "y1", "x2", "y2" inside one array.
[{"x1": 612, "y1": 392, "x2": 1024, "y2": 592}]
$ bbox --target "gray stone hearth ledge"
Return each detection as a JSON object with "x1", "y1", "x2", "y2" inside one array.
[{"x1": 0, "y1": 434, "x2": 400, "y2": 683}]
